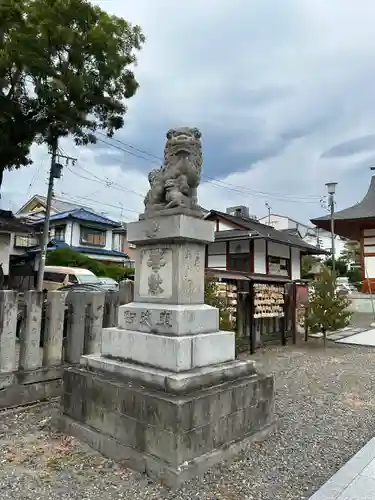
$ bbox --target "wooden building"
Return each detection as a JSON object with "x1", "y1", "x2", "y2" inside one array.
[
  {"x1": 311, "y1": 175, "x2": 375, "y2": 292},
  {"x1": 204, "y1": 208, "x2": 325, "y2": 350}
]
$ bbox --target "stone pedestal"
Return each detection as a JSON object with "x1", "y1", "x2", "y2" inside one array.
[{"x1": 60, "y1": 210, "x2": 275, "y2": 487}]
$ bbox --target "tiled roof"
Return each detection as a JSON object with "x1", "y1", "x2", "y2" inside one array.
[
  {"x1": 28, "y1": 239, "x2": 129, "y2": 258},
  {"x1": 33, "y1": 208, "x2": 120, "y2": 227},
  {"x1": 312, "y1": 176, "x2": 375, "y2": 223},
  {"x1": 73, "y1": 246, "x2": 128, "y2": 258},
  {"x1": 207, "y1": 210, "x2": 326, "y2": 254},
  {"x1": 0, "y1": 210, "x2": 35, "y2": 234},
  {"x1": 37, "y1": 195, "x2": 93, "y2": 213}
]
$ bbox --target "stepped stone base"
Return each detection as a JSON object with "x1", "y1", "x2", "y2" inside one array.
[
  {"x1": 101, "y1": 327, "x2": 235, "y2": 372},
  {"x1": 60, "y1": 364, "x2": 276, "y2": 488}
]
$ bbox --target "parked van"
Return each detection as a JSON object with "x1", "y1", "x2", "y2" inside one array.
[{"x1": 43, "y1": 266, "x2": 99, "y2": 291}]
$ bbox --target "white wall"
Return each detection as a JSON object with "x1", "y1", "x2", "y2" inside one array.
[
  {"x1": 258, "y1": 214, "x2": 291, "y2": 230},
  {"x1": 365, "y1": 256, "x2": 375, "y2": 278},
  {"x1": 291, "y1": 247, "x2": 301, "y2": 280},
  {"x1": 218, "y1": 220, "x2": 234, "y2": 231},
  {"x1": 253, "y1": 239, "x2": 266, "y2": 274},
  {"x1": 0, "y1": 233, "x2": 11, "y2": 275},
  {"x1": 112, "y1": 233, "x2": 122, "y2": 252},
  {"x1": 207, "y1": 254, "x2": 226, "y2": 269}
]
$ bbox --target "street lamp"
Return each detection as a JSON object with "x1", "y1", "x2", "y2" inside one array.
[{"x1": 325, "y1": 182, "x2": 338, "y2": 281}]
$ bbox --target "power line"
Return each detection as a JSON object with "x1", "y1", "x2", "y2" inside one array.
[
  {"x1": 65, "y1": 165, "x2": 144, "y2": 198},
  {"x1": 58, "y1": 191, "x2": 140, "y2": 215},
  {"x1": 95, "y1": 136, "x2": 160, "y2": 164},
  {"x1": 96, "y1": 131, "x2": 162, "y2": 161},
  {"x1": 94, "y1": 133, "x2": 323, "y2": 202}
]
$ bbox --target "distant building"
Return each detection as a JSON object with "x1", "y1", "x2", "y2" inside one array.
[
  {"x1": 257, "y1": 212, "x2": 345, "y2": 258},
  {"x1": 204, "y1": 206, "x2": 326, "y2": 281},
  {"x1": 16, "y1": 194, "x2": 134, "y2": 267}
]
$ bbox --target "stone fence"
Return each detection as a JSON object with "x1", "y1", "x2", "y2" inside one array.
[{"x1": 0, "y1": 281, "x2": 134, "y2": 410}]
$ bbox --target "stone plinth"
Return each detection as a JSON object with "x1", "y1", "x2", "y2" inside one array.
[
  {"x1": 60, "y1": 365, "x2": 275, "y2": 488},
  {"x1": 60, "y1": 210, "x2": 276, "y2": 487}
]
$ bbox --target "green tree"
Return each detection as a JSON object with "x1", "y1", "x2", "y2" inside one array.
[
  {"x1": 0, "y1": 0, "x2": 144, "y2": 189},
  {"x1": 307, "y1": 266, "x2": 352, "y2": 343},
  {"x1": 340, "y1": 240, "x2": 360, "y2": 266},
  {"x1": 324, "y1": 256, "x2": 347, "y2": 276},
  {"x1": 204, "y1": 276, "x2": 234, "y2": 331},
  {"x1": 301, "y1": 255, "x2": 321, "y2": 279}
]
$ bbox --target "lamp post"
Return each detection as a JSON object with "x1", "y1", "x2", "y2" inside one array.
[{"x1": 325, "y1": 181, "x2": 338, "y2": 282}]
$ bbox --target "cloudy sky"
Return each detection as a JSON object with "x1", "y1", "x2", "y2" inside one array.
[{"x1": 3, "y1": 0, "x2": 375, "y2": 223}]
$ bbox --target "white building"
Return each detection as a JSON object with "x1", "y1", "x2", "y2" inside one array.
[{"x1": 204, "y1": 206, "x2": 326, "y2": 280}]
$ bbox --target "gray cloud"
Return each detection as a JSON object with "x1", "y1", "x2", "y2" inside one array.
[
  {"x1": 4, "y1": 0, "x2": 375, "y2": 225},
  {"x1": 321, "y1": 135, "x2": 375, "y2": 158}
]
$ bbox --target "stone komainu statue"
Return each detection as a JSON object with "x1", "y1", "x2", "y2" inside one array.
[{"x1": 144, "y1": 127, "x2": 203, "y2": 212}]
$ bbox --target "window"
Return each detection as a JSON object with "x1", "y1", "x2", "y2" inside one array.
[
  {"x1": 80, "y1": 226, "x2": 106, "y2": 247},
  {"x1": 267, "y1": 256, "x2": 290, "y2": 277},
  {"x1": 14, "y1": 234, "x2": 38, "y2": 248},
  {"x1": 227, "y1": 240, "x2": 250, "y2": 273},
  {"x1": 54, "y1": 225, "x2": 66, "y2": 241},
  {"x1": 68, "y1": 274, "x2": 79, "y2": 284},
  {"x1": 44, "y1": 272, "x2": 66, "y2": 283}
]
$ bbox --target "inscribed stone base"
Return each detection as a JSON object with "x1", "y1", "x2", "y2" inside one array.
[
  {"x1": 101, "y1": 327, "x2": 235, "y2": 372},
  {"x1": 60, "y1": 365, "x2": 275, "y2": 488},
  {"x1": 118, "y1": 302, "x2": 219, "y2": 335}
]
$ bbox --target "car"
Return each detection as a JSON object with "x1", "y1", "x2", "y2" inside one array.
[{"x1": 97, "y1": 277, "x2": 119, "y2": 292}]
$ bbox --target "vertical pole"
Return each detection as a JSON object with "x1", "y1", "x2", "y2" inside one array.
[
  {"x1": 36, "y1": 139, "x2": 57, "y2": 292},
  {"x1": 330, "y1": 193, "x2": 336, "y2": 281}
]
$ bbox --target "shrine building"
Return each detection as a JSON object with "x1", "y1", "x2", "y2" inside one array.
[{"x1": 311, "y1": 175, "x2": 375, "y2": 293}]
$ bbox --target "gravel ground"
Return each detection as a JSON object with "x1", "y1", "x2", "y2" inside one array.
[{"x1": 1, "y1": 340, "x2": 375, "y2": 500}]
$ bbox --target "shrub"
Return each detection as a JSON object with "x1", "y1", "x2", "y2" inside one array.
[{"x1": 307, "y1": 266, "x2": 352, "y2": 342}]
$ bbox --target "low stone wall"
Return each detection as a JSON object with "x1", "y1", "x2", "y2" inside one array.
[{"x1": 0, "y1": 288, "x2": 124, "y2": 410}]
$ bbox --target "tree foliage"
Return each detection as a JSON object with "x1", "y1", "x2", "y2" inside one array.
[
  {"x1": 46, "y1": 247, "x2": 134, "y2": 282},
  {"x1": 0, "y1": 0, "x2": 144, "y2": 184},
  {"x1": 324, "y1": 256, "x2": 348, "y2": 277},
  {"x1": 204, "y1": 276, "x2": 234, "y2": 331},
  {"x1": 307, "y1": 266, "x2": 352, "y2": 341},
  {"x1": 301, "y1": 255, "x2": 321, "y2": 279},
  {"x1": 340, "y1": 240, "x2": 360, "y2": 265}
]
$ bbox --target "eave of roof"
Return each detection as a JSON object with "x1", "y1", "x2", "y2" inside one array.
[
  {"x1": 0, "y1": 210, "x2": 35, "y2": 234},
  {"x1": 312, "y1": 176, "x2": 375, "y2": 225}
]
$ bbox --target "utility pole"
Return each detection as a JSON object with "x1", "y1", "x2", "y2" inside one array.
[
  {"x1": 325, "y1": 182, "x2": 338, "y2": 285},
  {"x1": 36, "y1": 141, "x2": 77, "y2": 291},
  {"x1": 265, "y1": 202, "x2": 271, "y2": 225}
]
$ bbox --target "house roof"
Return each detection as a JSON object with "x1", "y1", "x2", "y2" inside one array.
[
  {"x1": 0, "y1": 210, "x2": 35, "y2": 234},
  {"x1": 207, "y1": 210, "x2": 326, "y2": 254},
  {"x1": 311, "y1": 176, "x2": 375, "y2": 239},
  {"x1": 280, "y1": 228, "x2": 302, "y2": 238},
  {"x1": 28, "y1": 239, "x2": 129, "y2": 259},
  {"x1": 17, "y1": 194, "x2": 93, "y2": 215},
  {"x1": 32, "y1": 208, "x2": 120, "y2": 227}
]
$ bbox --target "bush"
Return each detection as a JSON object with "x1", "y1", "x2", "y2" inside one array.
[
  {"x1": 307, "y1": 266, "x2": 352, "y2": 341},
  {"x1": 46, "y1": 248, "x2": 134, "y2": 282},
  {"x1": 347, "y1": 267, "x2": 362, "y2": 290}
]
